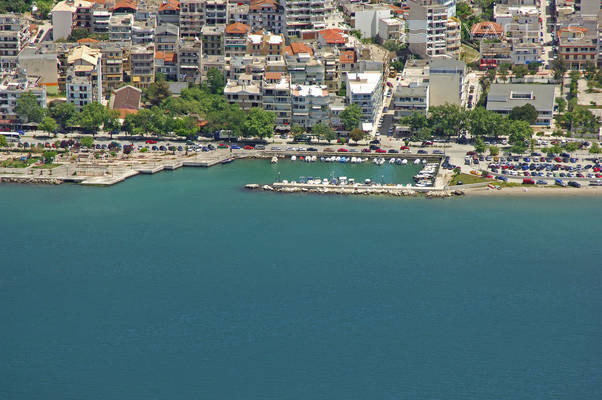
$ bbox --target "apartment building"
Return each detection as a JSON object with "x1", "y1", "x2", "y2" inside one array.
[
  {"x1": 227, "y1": 2, "x2": 249, "y2": 25},
  {"x1": 158, "y1": 0, "x2": 180, "y2": 25},
  {"x1": 94, "y1": 43, "x2": 126, "y2": 93},
  {"x1": 178, "y1": 40, "x2": 201, "y2": 83},
  {"x1": 224, "y1": 74, "x2": 262, "y2": 111},
  {"x1": 290, "y1": 84, "x2": 329, "y2": 128},
  {"x1": 225, "y1": 23, "x2": 250, "y2": 58},
  {"x1": 132, "y1": 18, "x2": 156, "y2": 45},
  {"x1": 204, "y1": 0, "x2": 227, "y2": 25},
  {"x1": 247, "y1": 33, "x2": 284, "y2": 56},
  {"x1": 92, "y1": 9, "x2": 111, "y2": 33},
  {"x1": 0, "y1": 71, "x2": 47, "y2": 121},
  {"x1": 392, "y1": 83, "x2": 429, "y2": 119},
  {"x1": 155, "y1": 50, "x2": 178, "y2": 81},
  {"x1": 0, "y1": 14, "x2": 31, "y2": 70},
  {"x1": 130, "y1": 44, "x2": 154, "y2": 88},
  {"x1": 346, "y1": 71, "x2": 383, "y2": 125},
  {"x1": 249, "y1": 0, "x2": 284, "y2": 34},
  {"x1": 557, "y1": 24, "x2": 599, "y2": 69},
  {"x1": 179, "y1": 0, "x2": 203, "y2": 39},
  {"x1": 65, "y1": 45, "x2": 103, "y2": 110},
  {"x1": 408, "y1": 0, "x2": 461, "y2": 59},
  {"x1": 109, "y1": 14, "x2": 134, "y2": 42},
  {"x1": 479, "y1": 40, "x2": 512, "y2": 69},
  {"x1": 283, "y1": 0, "x2": 330, "y2": 38},
  {"x1": 262, "y1": 72, "x2": 291, "y2": 126},
  {"x1": 155, "y1": 23, "x2": 179, "y2": 53},
  {"x1": 201, "y1": 25, "x2": 225, "y2": 55}
]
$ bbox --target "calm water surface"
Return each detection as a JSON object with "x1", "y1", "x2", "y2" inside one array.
[{"x1": 1, "y1": 160, "x2": 601, "y2": 399}]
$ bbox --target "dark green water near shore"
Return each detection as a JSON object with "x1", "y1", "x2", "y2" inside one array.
[{"x1": 1, "y1": 160, "x2": 601, "y2": 399}]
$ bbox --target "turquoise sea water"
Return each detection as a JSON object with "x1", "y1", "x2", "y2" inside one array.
[{"x1": 1, "y1": 160, "x2": 601, "y2": 399}]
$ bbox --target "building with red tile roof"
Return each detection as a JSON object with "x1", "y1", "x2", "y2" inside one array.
[
  {"x1": 284, "y1": 42, "x2": 313, "y2": 56},
  {"x1": 470, "y1": 22, "x2": 504, "y2": 40},
  {"x1": 111, "y1": 0, "x2": 137, "y2": 12},
  {"x1": 318, "y1": 29, "x2": 346, "y2": 46}
]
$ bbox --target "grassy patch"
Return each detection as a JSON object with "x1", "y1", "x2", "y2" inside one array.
[
  {"x1": 461, "y1": 44, "x2": 480, "y2": 64},
  {"x1": 449, "y1": 173, "x2": 493, "y2": 186},
  {"x1": 1, "y1": 157, "x2": 41, "y2": 168}
]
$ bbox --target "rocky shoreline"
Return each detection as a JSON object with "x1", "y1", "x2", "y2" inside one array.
[
  {"x1": 246, "y1": 184, "x2": 464, "y2": 198},
  {"x1": 1, "y1": 177, "x2": 63, "y2": 185}
]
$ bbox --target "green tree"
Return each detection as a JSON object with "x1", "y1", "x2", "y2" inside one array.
[
  {"x1": 49, "y1": 101, "x2": 77, "y2": 130},
  {"x1": 340, "y1": 104, "x2": 362, "y2": 131},
  {"x1": 291, "y1": 125, "x2": 306, "y2": 137},
  {"x1": 311, "y1": 122, "x2": 335, "y2": 143},
  {"x1": 498, "y1": 63, "x2": 511, "y2": 82},
  {"x1": 39, "y1": 116, "x2": 57, "y2": 135},
  {"x1": 468, "y1": 107, "x2": 505, "y2": 138},
  {"x1": 512, "y1": 64, "x2": 529, "y2": 79},
  {"x1": 474, "y1": 137, "x2": 486, "y2": 153},
  {"x1": 207, "y1": 104, "x2": 246, "y2": 137},
  {"x1": 555, "y1": 97, "x2": 567, "y2": 113},
  {"x1": 508, "y1": 120, "x2": 533, "y2": 153},
  {"x1": 0, "y1": 134, "x2": 7, "y2": 147},
  {"x1": 527, "y1": 62, "x2": 541, "y2": 74},
  {"x1": 143, "y1": 78, "x2": 171, "y2": 106},
  {"x1": 15, "y1": 92, "x2": 45, "y2": 123},
  {"x1": 168, "y1": 116, "x2": 197, "y2": 138},
  {"x1": 42, "y1": 150, "x2": 57, "y2": 164},
  {"x1": 79, "y1": 136, "x2": 94, "y2": 148},
  {"x1": 589, "y1": 142, "x2": 601, "y2": 154},
  {"x1": 206, "y1": 67, "x2": 225, "y2": 94},
  {"x1": 403, "y1": 112, "x2": 429, "y2": 134},
  {"x1": 550, "y1": 58, "x2": 567, "y2": 80},
  {"x1": 349, "y1": 128, "x2": 365, "y2": 143},
  {"x1": 489, "y1": 145, "x2": 499, "y2": 156},
  {"x1": 243, "y1": 108, "x2": 276, "y2": 138},
  {"x1": 74, "y1": 102, "x2": 108, "y2": 134},
  {"x1": 565, "y1": 142, "x2": 580, "y2": 152},
  {"x1": 429, "y1": 104, "x2": 469, "y2": 137},
  {"x1": 509, "y1": 104, "x2": 538, "y2": 124}
]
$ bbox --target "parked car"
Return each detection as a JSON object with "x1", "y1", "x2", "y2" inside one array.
[
  {"x1": 568, "y1": 181, "x2": 581, "y2": 188},
  {"x1": 231, "y1": 145, "x2": 241, "y2": 149},
  {"x1": 243, "y1": 145, "x2": 254, "y2": 150},
  {"x1": 145, "y1": 140, "x2": 157, "y2": 144},
  {"x1": 400, "y1": 146, "x2": 410, "y2": 150},
  {"x1": 218, "y1": 143, "x2": 228, "y2": 148},
  {"x1": 375, "y1": 148, "x2": 387, "y2": 153},
  {"x1": 388, "y1": 149, "x2": 399, "y2": 153},
  {"x1": 362, "y1": 148, "x2": 371, "y2": 153},
  {"x1": 522, "y1": 178, "x2": 535, "y2": 185},
  {"x1": 337, "y1": 148, "x2": 348, "y2": 152},
  {"x1": 255, "y1": 144, "x2": 265, "y2": 150},
  {"x1": 417, "y1": 149, "x2": 427, "y2": 154}
]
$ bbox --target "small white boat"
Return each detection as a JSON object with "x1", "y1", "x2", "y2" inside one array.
[
  {"x1": 389, "y1": 158, "x2": 396, "y2": 164},
  {"x1": 271, "y1": 156, "x2": 278, "y2": 164},
  {"x1": 335, "y1": 156, "x2": 341, "y2": 162},
  {"x1": 291, "y1": 155, "x2": 296, "y2": 161},
  {"x1": 402, "y1": 159, "x2": 408, "y2": 165},
  {"x1": 413, "y1": 159, "x2": 421, "y2": 165}
]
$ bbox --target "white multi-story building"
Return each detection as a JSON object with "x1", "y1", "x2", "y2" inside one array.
[
  {"x1": 408, "y1": 0, "x2": 461, "y2": 59},
  {"x1": 346, "y1": 71, "x2": 383, "y2": 125},
  {"x1": 262, "y1": 72, "x2": 291, "y2": 127},
  {"x1": 0, "y1": 71, "x2": 47, "y2": 121},
  {"x1": 290, "y1": 84, "x2": 329, "y2": 128},
  {"x1": 224, "y1": 74, "x2": 262, "y2": 111},
  {"x1": 283, "y1": 0, "x2": 332, "y2": 39},
  {"x1": 65, "y1": 46, "x2": 102, "y2": 110},
  {"x1": 0, "y1": 14, "x2": 31, "y2": 70},
  {"x1": 109, "y1": 14, "x2": 134, "y2": 42}
]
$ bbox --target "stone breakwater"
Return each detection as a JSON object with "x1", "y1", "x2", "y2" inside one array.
[
  {"x1": 1, "y1": 177, "x2": 63, "y2": 185},
  {"x1": 245, "y1": 184, "x2": 464, "y2": 198}
]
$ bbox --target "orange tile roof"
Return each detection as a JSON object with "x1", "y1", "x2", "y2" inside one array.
[
  {"x1": 159, "y1": 0, "x2": 179, "y2": 11},
  {"x1": 78, "y1": 38, "x2": 99, "y2": 44},
  {"x1": 155, "y1": 51, "x2": 176, "y2": 62},
  {"x1": 225, "y1": 22, "x2": 250, "y2": 35},
  {"x1": 264, "y1": 72, "x2": 281, "y2": 80},
  {"x1": 339, "y1": 50, "x2": 356, "y2": 64},
  {"x1": 557, "y1": 26, "x2": 587, "y2": 37},
  {"x1": 111, "y1": 0, "x2": 137, "y2": 11},
  {"x1": 319, "y1": 28, "x2": 345, "y2": 45},
  {"x1": 285, "y1": 42, "x2": 313, "y2": 56},
  {"x1": 470, "y1": 21, "x2": 503, "y2": 36},
  {"x1": 250, "y1": 0, "x2": 278, "y2": 11}
]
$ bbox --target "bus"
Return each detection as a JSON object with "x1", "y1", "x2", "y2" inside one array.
[
  {"x1": 388, "y1": 67, "x2": 397, "y2": 78},
  {"x1": 0, "y1": 131, "x2": 22, "y2": 142}
]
